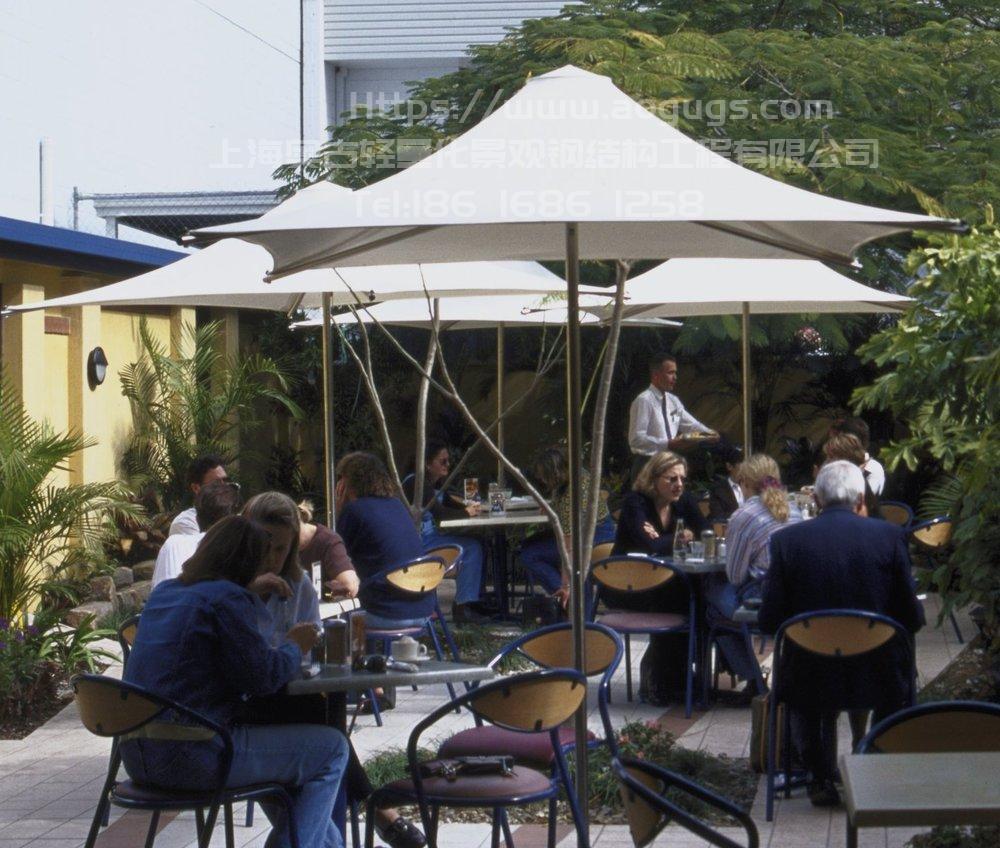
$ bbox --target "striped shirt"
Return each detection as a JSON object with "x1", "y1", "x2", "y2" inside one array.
[{"x1": 725, "y1": 496, "x2": 803, "y2": 586}]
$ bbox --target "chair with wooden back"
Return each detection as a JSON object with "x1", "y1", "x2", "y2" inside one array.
[
  {"x1": 907, "y1": 516, "x2": 963, "y2": 643},
  {"x1": 368, "y1": 669, "x2": 588, "y2": 848},
  {"x1": 587, "y1": 555, "x2": 696, "y2": 715},
  {"x1": 74, "y1": 674, "x2": 298, "y2": 848},
  {"x1": 879, "y1": 501, "x2": 913, "y2": 529},
  {"x1": 765, "y1": 609, "x2": 915, "y2": 821},
  {"x1": 857, "y1": 700, "x2": 1000, "y2": 754}
]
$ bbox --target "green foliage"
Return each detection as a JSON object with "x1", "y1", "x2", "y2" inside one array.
[
  {"x1": 0, "y1": 374, "x2": 138, "y2": 622},
  {"x1": 119, "y1": 318, "x2": 303, "y2": 511},
  {"x1": 853, "y1": 221, "x2": 1000, "y2": 649},
  {"x1": 907, "y1": 826, "x2": 1000, "y2": 848}
]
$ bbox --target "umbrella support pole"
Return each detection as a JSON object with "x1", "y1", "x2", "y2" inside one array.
[
  {"x1": 741, "y1": 302, "x2": 751, "y2": 454},
  {"x1": 565, "y1": 223, "x2": 588, "y2": 848},
  {"x1": 497, "y1": 323, "x2": 505, "y2": 486},
  {"x1": 322, "y1": 292, "x2": 337, "y2": 526}
]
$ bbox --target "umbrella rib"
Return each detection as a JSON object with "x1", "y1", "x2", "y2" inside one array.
[
  {"x1": 693, "y1": 221, "x2": 862, "y2": 266},
  {"x1": 265, "y1": 226, "x2": 441, "y2": 280}
]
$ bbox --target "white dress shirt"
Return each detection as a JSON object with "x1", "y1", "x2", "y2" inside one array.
[
  {"x1": 862, "y1": 454, "x2": 886, "y2": 495},
  {"x1": 152, "y1": 531, "x2": 205, "y2": 587},
  {"x1": 168, "y1": 507, "x2": 199, "y2": 537},
  {"x1": 628, "y1": 385, "x2": 711, "y2": 456},
  {"x1": 729, "y1": 476, "x2": 745, "y2": 509}
]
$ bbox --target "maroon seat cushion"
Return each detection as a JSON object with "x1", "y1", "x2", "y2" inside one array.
[
  {"x1": 381, "y1": 764, "x2": 553, "y2": 803},
  {"x1": 438, "y1": 724, "x2": 595, "y2": 767},
  {"x1": 114, "y1": 780, "x2": 284, "y2": 807},
  {"x1": 599, "y1": 611, "x2": 687, "y2": 631}
]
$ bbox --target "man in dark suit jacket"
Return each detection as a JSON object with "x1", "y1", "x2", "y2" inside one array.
[
  {"x1": 758, "y1": 460, "x2": 924, "y2": 806},
  {"x1": 707, "y1": 444, "x2": 744, "y2": 521}
]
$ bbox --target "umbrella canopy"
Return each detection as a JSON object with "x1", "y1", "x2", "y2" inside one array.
[
  {"x1": 579, "y1": 259, "x2": 911, "y2": 450},
  {"x1": 589, "y1": 258, "x2": 911, "y2": 318},
  {"x1": 190, "y1": 66, "x2": 961, "y2": 274},
  {"x1": 0, "y1": 238, "x2": 576, "y2": 315}
]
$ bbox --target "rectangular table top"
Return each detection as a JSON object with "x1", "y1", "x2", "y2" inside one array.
[
  {"x1": 287, "y1": 659, "x2": 495, "y2": 696},
  {"x1": 440, "y1": 511, "x2": 550, "y2": 529},
  {"x1": 840, "y1": 752, "x2": 1000, "y2": 828}
]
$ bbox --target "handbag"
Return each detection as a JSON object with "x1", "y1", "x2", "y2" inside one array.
[
  {"x1": 418, "y1": 756, "x2": 515, "y2": 782},
  {"x1": 749, "y1": 692, "x2": 784, "y2": 774},
  {"x1": 522, "y1": 593, "x2": 564, "y2": 627}
]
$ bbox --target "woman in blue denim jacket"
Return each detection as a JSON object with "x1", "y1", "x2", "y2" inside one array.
[{"x1": 122, "y1": 515, "x2": 348, "y2": 848}]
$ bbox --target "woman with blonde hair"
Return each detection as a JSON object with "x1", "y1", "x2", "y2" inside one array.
[{"x1": 705, "y1": 454, "x2": 802, "y2": 693}]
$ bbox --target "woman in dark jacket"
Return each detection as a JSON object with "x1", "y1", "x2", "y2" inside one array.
[
  {"x1": 609, "y1": 451, "x2": 708, "y2": 705},
  {"x1": 122, "y1": 516, "x2": 347, "y2": 848}
]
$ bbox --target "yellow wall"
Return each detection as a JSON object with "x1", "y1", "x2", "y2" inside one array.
[{"x1": 1, "y1": 258, "x2": 184, "y2": 487}]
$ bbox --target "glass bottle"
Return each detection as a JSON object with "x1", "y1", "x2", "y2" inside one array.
[{"x1": 672, "y1": 517, "x2": 687, "y2": 561}]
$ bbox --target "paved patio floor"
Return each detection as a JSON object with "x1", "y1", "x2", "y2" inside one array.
[{"x1": 0, "y1": 594, "x2": 973, "y2": 848}]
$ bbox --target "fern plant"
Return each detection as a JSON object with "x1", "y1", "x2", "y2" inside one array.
[
  {"x1": 119, "y1": 317, "x2": 303, "y2": 510},
  {"x1": 0, "y1": 374, "x2": 138, "y2": 622}
]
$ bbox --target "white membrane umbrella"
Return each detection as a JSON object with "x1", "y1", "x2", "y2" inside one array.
[
  {"x1": 188, "y1": 67, "x2": 963, "y2": 834},
  {"x1": 582, "y1": 258, "x2": 912, "y2": 450}
]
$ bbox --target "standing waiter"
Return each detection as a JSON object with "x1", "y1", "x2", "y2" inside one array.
[{"x1": 628, "y1": 352, "x2": 719, "y2": 482}]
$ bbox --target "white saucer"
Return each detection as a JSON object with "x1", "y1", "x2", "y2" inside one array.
[{"x1": 393, "y1": 653, "x2": 431, "y2": 663}]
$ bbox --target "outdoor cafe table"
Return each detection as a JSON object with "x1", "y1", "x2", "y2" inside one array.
[
  {"x1": 839, "y1": 751, "x2": 1000, "y2": 848},
  {"x1": 440, "y1": 509, "x2": 550, "y2": 618}
]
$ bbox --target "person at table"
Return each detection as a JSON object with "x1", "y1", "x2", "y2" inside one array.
[
  {"x1": 335, "y1": 451, "x2": 435, "y2": 630},
  {"x1": 520, "y1": 445, "x2": 616, "y2": 606},
  {"x1": 152, "y1": 478, "x2": 241, "y2": 587},
  {"x1": 401, "y1": 439, "x2": 487, "y2": 624},
  {"x1": 829, "y1": 416, "x2": 885, "y2": 495},
  {"x1": 758, "y1": 461, "x2": 924, "y2": 808},
  {"x1": 168, "y1": 453, "x2": 229, "y2": 536},
  {"x1": 242, "y1": 491, "x2": 427, "y2": 848},
  {"x1": 297, "y1": 498, "x2": 361, "y2": 600},
  {"x1": 121, "y1": 515, "x2": 348, "y2": 848},
  {"x1": 627, "y1": 352, "x2": 719, "y2": 483},
  {"x1": 823, "y1": 433, "x2": 883, "y2": 519},
  {"x1": 704, "y1": 454, "x2": 802, "y2": 692},
  {"x1": 610, "y1": 451, "x2": 708, "y2": 705},
  {"x1": 707, "y1": 443, "x2": 744, "y2": 521}
]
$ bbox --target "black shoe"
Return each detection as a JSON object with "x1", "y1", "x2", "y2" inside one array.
[
  {"x1": 453, "y1": 603, "x2": 489, "y2": 624},
  {"x1": 807, "y1": 779, "x2": 841, "y2": 808},
  {"x1": 376, "y1": 816, "x2": 426, "y2": 848}
]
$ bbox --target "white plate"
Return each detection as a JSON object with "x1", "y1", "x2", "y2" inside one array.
[{"x1": 392, "y1": 653, "x2": 431, "y2": 663}]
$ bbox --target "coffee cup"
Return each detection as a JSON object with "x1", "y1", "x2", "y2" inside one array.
[{"x1": 390, "y1": 635, "x2": 428, "y2": 662}]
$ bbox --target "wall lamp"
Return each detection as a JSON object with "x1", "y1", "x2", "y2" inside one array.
[{"x1": 87, "y1": 346, "x2": 108, "y2": 389}]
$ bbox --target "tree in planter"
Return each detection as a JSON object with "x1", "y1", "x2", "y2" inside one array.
[
  {"x1": 119, "y1": 317, "x2": 303, "y2": 512},
  {"x1": 853, "y1": 220, "x2": 1000, "y2": 651},
  {"x1": 0, "y1": 374, "x2": 138, "y2": 623}
]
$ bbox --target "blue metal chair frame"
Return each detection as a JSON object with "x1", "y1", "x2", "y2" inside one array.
[
  {"x1": 907, "y1": 515, "x2": 963, "y2": 643},
  {"x1": 368, "y1": 668, "x2": 589, "y2": 848},
  {"x1": 857, "y1": 699, "x2": 1000, "y2": 753},
  {"x1": 73, "y1": 674, "x2": 298, "y2": 848},
  {"x1": 765, "y1": 609, "x2": 915, "y2": 821},
  {"x1": 587, "y1": 554, "x2": 697, "y2": 716}
]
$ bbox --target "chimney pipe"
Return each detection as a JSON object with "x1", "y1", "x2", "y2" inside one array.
[{"x1": 39, "y1": 137, "x2": 54, "y2": 226}]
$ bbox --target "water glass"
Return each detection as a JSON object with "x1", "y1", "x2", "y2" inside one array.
[
  {"x1": 689, "y1": 541, "x2": 705, "y2": 560},
  {"x1": 464, "y1": 477, "x2": 480, "y2": 504}
]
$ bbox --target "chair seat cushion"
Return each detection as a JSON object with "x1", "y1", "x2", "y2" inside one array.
[
  {"x1": 113, "y1": 780, "x2": 282, "y2": 808},
  {"x1": 599, "y1": 611, "x2": 687, "y2": 631},
  {"x1": 438, "y1": 725, "x2": 595, "y2": 767},
  {"x1": 380, "y1": 764, "x2": 553, "y2": 803}
]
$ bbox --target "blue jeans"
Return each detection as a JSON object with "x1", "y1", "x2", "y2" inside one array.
[
  {"x1": 520, "y1": 518, "x2": 616, "y2": 594},
  {"x1": 123, "y1": 724, "x2": 348, "y2": 848},
  {"x1": 362, "y1": 611, "x2": 430, "y2": 630},
  {"x1": 704, "y1": 575, "x2": 762, "y2": 685},
  {"x1": 421, "y1": 529, "x2": 483, "y2": 605}
]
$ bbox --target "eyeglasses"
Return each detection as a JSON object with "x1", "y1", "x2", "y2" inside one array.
[{"x1": 658, "y1": 473, "x2": 687, "y2": 484}]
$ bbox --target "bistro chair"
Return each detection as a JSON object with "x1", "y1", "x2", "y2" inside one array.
[
  {"x1": 367, "y1": 668, "x2": 588, "y2": 848},
  {"x1": 857, "y1": 700, "x2": 1000, "y2": 754},
  {"x1": 587, "y1": 554, "x2": 696, "y2": 715},
  {"x1": 439, "y1": 622, "x2": 621, "y2": 765},
  {"x1": 117, "y1": 614, "x2": 140, "y2": 665},
  {"x1": 879, "y1": 501, "x2": 913, "y2": 528},
  {"x1": 765, "y1": 609, "x2": 915, "y2": 821},
  {"x1": 907, "y1": 516, "x2": 963, "y2": 643},
  {"x1": 74, "y1": 674, "x2": 298, "y2": 848},
  {"x1": 359, "y1": 554, "x2": 460, "y2": 728},
  {"x1": 705, "y1": 580, "x2": 767, "y2": 702},
  {"x1": 424, "y1": 543, "x2": 463, "y2": 579},
  {"x1": 612, "y1": 756, "x2": 759, "y2": 848}
]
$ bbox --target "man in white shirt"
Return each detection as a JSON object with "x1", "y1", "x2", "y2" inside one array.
[
  {"x1": 153, "y1": 478, "x2": 242, "y2": 586},
  {"x1": 168, "y1": 454, "x2": 229, "y2": 536},
  {"x1": 628, "y1": 352, "x2": 718, "y2": 481}
]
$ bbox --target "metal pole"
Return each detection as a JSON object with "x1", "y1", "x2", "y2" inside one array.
[
  {"x1": 565, "y1": 223, "x2": 588, "y2": 848},
  {"x1": 496, "y1": 323, "x2": 505, "y2": 486},
  {"x1": 321, "y1": 292, "x2": 337, "y2": 526},
  {"x1": 741, "y1": 302, "x2": 752, "y2": 454}
]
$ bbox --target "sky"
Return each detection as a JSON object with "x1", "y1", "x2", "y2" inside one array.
[{"x1": 0, "y1": 1, "x2": 301, "y2": 244}]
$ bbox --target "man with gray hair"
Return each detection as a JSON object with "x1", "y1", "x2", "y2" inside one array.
[{"x1": 758, "y1": 460, "x2": 924, "y2": 808}]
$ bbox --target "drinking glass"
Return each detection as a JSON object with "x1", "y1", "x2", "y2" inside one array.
[
  {"x1": 464, "y1": 477, "x2": 480, "y2": 504},
  {"x1": 689, "y1": 541, "x2": 705, "y2": 560}
]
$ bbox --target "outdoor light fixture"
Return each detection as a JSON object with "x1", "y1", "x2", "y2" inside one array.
[{"x1": 86, "y1": 346, "x2": 108, "y2": 389}]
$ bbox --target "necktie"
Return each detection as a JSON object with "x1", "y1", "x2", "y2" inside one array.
[{"x1": 661, "y1": 394, "x2": 672, "y2": 440}]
